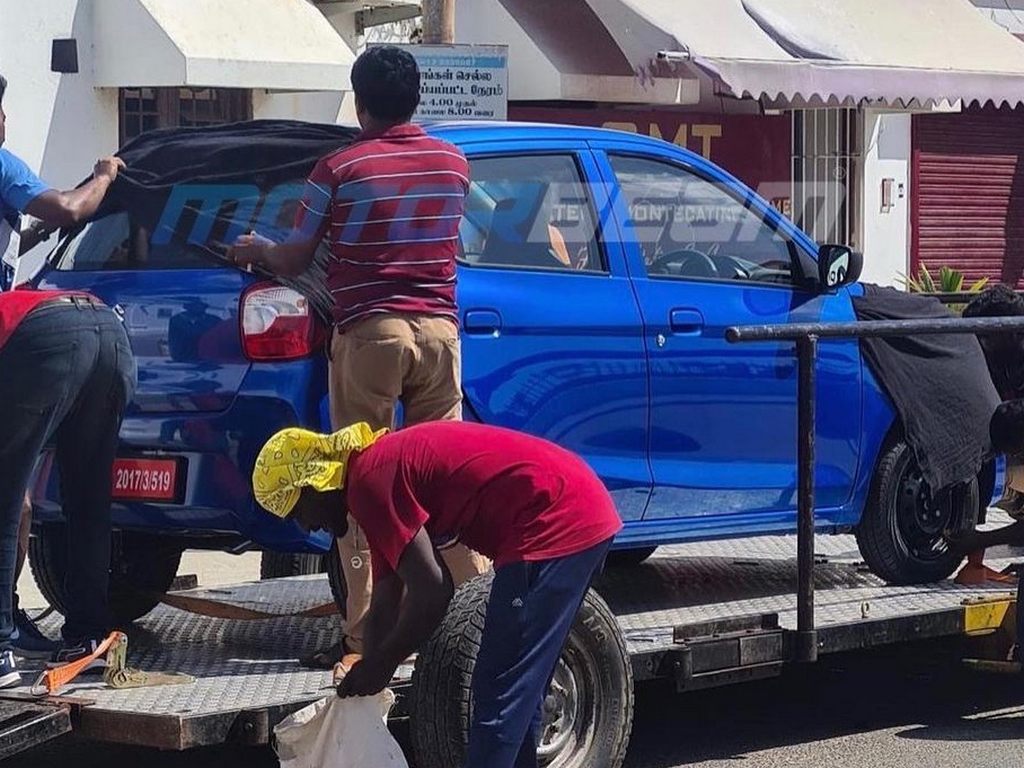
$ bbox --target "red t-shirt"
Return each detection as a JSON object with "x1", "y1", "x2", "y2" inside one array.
[
  {"x1": 0, "y1": 289, "x2": 89, "y2": 350},
  {"x1": 293, "y1": 123, "x2": 469, "y2": 329},
  {"x1": 346, "y1": 422, "x2": 622, "y2": 579}
]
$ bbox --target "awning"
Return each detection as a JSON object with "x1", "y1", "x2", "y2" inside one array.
[
  {"x1": 497, "y1": 0, "x2": 1024, "y2": 107},
  {"x1": 93, "y1": 0, "x2": 355, "y2": 92}
]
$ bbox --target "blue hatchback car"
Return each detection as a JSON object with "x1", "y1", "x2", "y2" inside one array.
[{"x1": 28, "y1": 122, "x2": 988, "y2": 623}]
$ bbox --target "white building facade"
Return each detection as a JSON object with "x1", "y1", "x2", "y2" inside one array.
[
  {"x1": 0, "y1": 0, "x2": 418, "y2": 195},
  {"x1": 5, "y1": 0, "x2": 1024, "y2": 287}
]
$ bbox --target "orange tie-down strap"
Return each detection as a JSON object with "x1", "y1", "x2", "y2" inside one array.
[{"x1": 32, "y1": 631, "x2": 124, "y2": 696}]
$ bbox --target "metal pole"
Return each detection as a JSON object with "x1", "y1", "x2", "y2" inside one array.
[
  {"x1": 796, "y1": 335, "x2": 818, "y2": 663},
  {"x1": 421, "y1": 0, "x2": 456, "y2": 44}
]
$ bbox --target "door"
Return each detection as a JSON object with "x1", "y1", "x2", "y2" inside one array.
[
  {"x1": 912, "y1": 106, "x2": 1024, "y2": 286},
  {"x1": 456, "y1": 144, "x2": 651, "y2": 520},
  {"x1": 595, "y1": 145, "x2": 863, "y2": 526}
]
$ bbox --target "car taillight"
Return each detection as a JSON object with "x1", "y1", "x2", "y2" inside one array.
[{"x1": 241, "y1": 283, "x2": 325, "y2": 361}]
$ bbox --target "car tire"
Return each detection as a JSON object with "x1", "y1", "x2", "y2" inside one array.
[
  {"x1": 856, "y1": 434, "x2": 979, "y2": 585},
  {"x1": 410, "y1": 573, "x2": 633, "y2": 768},
  {"x1": 29, "y1": 525, "x2": 183, "y2": 626},
  {"x1": 325, "y1": 540, "x2": 348, "y2": 618},
  {"x1": 259, "y1": 552, "x2": 326, "y2": 580},
  {"x1": 605, "y1": 547, "x2": 657, "y2": 568}
]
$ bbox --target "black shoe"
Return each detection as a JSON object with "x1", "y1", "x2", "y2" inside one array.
[
  {"x1": 47, "y1": 638, "x2": 107, "y2": 672},
  {"x1": 0, "y1": 650, "x2": 20, "y2": 689},
  {"x1": 12, "y1": 609, "x2": 58, "y2": 659}
]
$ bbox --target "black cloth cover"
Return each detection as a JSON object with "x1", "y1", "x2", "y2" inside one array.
[{"x1": 853, "y1": 284, "x2": 1000, "y2": 493}]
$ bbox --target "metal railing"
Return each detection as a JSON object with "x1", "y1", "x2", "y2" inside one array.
[{"x1": 725, "y1": 315, "x2": 1024, "y2": 663}]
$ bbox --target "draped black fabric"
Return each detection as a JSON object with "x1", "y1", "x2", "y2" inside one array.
[
  {"x1": 95, "y1": 120, "x2": 360, "y2": 321},
  {"x1": 853, "y1": 284, "x2": 1000, "y2": 493},
  {"x1": 97, "y1": 119, "x2": 358, "y2": 226}
]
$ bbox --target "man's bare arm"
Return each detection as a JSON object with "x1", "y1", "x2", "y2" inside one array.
[
  {"x1": 337, "y1": 528, "x2": 454, "y2": 697},
  {"x1": 227, "y1": 235, "x2": 319, "y2": 278},
  {"x1": 363, "y1": 571, "x2": 403, "y2": 654},
  {"x1": 23, "y1": 157, "x2": 124, "y2": 230}
]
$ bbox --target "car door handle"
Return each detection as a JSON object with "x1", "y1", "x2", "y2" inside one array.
[
  {"x1": 669, "y1": 309, "x2": 704, "y2": 334},
  {"x1": 464, "y1": 309, "x2": 502, "y2": 336}
]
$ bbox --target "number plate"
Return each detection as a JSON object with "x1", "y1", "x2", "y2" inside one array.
[{"x1": 111, "y1": 458, "x2": 181, "y2": 502}]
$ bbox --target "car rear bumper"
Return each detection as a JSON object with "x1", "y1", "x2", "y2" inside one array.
[{"x1": 31, "y1": 392, "x2": 333, "y2": 554}]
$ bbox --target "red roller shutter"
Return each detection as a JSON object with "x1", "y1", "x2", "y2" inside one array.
[{"x1": 912, "y1": 106, "x2": 1024, "y2": 287}]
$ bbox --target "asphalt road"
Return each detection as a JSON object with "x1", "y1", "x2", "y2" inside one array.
[{"x1": 10, "y1": 642, "x2": 1024, "y2": 768}]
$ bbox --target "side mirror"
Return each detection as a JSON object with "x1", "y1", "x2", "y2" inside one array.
[{"x1": 818, "y1": 244, "x2": 863, "y2": 290}]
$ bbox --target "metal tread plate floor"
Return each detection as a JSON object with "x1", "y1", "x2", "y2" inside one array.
[{"x1": 8, "y1": 521, "x2": 1021, "y2": 748}]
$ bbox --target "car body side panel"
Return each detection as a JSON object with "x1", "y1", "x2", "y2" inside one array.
[{"x1": 455, "y1": 141, "x2": 652, "y2": 520}]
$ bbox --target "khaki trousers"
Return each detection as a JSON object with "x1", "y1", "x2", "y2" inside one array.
[{"x1": 329, "y1": 313, "x2": 490, "y2": 654}]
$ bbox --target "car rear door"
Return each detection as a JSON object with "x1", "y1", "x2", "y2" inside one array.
[
  {"x1": 592, "y1": 141, "x2": 863, "y2": 528},
  {"x1": 455, "y1": 140, "x2": 652, "y2": 520}
]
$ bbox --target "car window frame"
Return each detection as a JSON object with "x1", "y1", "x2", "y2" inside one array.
[
  {"x1": 606, "y1": 151, "x2": 816, "y2": 292},
  {"x1": 457, "y1": 150, "x2": 612, "y2": 277}
]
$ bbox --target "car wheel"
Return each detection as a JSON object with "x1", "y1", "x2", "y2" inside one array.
[
  {"x1": 856, "y1": 434, "x2": 978, "y2": 585},
  {"x1": 410, "y1": 574, "x2": 633, "y2": 768},
  {"x1": 29, "y1": 525, "x2": 183, "y2": 626},
  {"x1": 259, "y1": 552, "x2": 326, "y2": 580},
  {"x1": 605, "y1": 547, "x2": 657, "y2": 568}
]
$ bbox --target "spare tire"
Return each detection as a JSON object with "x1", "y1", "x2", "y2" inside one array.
[{"x1": 410, "y1": 574, "x2": 633, "y2": 768}]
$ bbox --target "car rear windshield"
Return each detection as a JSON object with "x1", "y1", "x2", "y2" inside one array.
[{"x1": 50, "y1": 213, "x2": 230, "y2": 271}]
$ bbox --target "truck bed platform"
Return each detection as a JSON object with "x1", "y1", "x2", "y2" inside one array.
[{"x1": 5, "y1": 522, "x2": 1020, "y2": 752}]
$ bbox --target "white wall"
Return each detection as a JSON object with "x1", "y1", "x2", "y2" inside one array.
[
  {"x1": 0, "y1": 0, "x2": 118, "y2": 271},
  {"x1": 859, "y1": 110, "x2": 911, "y2": 288},
  {"x1": 0, "y1": 0, "x2": 118, "y2": 189},
  {"x1": 457, "y1": 0, "x2": 564, "y2": 101},
  {"x1": 252, "y1": 6, "x2": 364, "y2": 126}
]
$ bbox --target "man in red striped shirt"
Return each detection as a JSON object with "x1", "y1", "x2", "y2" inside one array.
[{"x1": 229, "y1": 46, "x2": 488, "y2": 668}]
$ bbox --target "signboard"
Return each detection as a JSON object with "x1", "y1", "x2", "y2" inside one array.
[
  {"x1": 509, "y1": 106, "x2": 792, "y2": 213},
  {"x1": 394, "y1": 44, "x2": 509, "y2": 121}
]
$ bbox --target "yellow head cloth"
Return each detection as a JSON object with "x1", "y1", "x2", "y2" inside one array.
[{"x1": 252, "y1": 422, "x2": 388, "y2": 518}]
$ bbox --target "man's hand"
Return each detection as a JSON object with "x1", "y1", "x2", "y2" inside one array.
[
  {"x1": 335, "y1": 655, "x2": 397, "y2": 698},
  {"x1": 227, "y1": 233, "x2": 270, "y2": 271},
  {"x1": 93, "y1": 156, "x2": 126, "y2": 183}
]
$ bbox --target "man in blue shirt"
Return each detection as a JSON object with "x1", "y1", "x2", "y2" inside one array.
[
  {"x1": 0, "y1": 72, "x2": 127, "y2": 671},
  {"x1": 0, "y1": 73, "x2": 125, "y2": 285}
]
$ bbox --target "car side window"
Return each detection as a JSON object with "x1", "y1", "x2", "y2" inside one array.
[
  {"x1": 460, "y1": 154, "x2": 605, "y2": 273},
  {"x1": 609, "y1": 155, "x2": 797, "y2": 286}
]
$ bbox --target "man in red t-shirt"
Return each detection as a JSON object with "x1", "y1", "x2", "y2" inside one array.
[
  {"x1": 228, "y1": 45, "x2": 487, "y2": 668},
  {"x1": 253, "y1": 421, "x2": 622, "y2": 768}
]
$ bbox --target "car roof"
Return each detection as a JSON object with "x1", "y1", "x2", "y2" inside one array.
[{"x1": 424, "y1": 120, "x2": 700, "y2": 156}]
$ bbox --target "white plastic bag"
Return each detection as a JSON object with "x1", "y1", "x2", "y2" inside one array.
[{"x1": 274, "y1": 690, "x2": 410, "y2": 768}]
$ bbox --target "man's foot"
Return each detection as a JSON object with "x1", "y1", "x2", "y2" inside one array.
[
  {"x1": 954, "y1": 562, "x2": 1018, "y2": 585},
  {"x1": 0, "y1": 650, "x2": 21, "y2": 689},
  {"x1": 47, "y1": 638, "x2": 108, "y2": 672},
  {"x1": 994, "y1": 489, "x2": 1024, "y2": 520},
  {"x1": 12, "y1": 609, "x2": 59, "y2": 659}
]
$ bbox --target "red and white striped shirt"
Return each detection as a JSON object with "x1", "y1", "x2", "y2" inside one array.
[{"x1": 294, "y1": 124, "x2": 469, "y2": 328}]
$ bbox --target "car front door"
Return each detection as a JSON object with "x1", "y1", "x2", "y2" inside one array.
[
  {"x1": 593, "y1": 143, "x2": 862, "y2": 530},
  {"x1": 455, "y1": 142, "x2": 651, "y2": 521}
]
